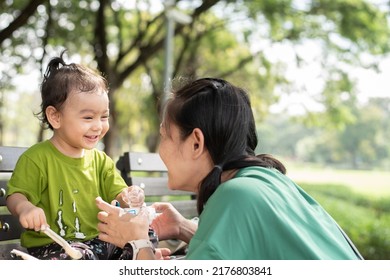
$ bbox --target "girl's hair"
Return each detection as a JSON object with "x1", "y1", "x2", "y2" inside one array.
[
  {"x1": 163, "y1": 77, "x2": 286, "y2": 214},
  {"x1": 37, "y1": 50, "x2": 108, "y2": 130}
]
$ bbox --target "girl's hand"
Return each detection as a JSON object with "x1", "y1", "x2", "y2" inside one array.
[{"x1": 19, "y1": 204, "x2": 48, "y2": 231}]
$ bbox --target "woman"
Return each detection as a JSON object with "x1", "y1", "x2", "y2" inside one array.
[{"x1": 96, "y1": 78, "x2": 362, "y2": 260}]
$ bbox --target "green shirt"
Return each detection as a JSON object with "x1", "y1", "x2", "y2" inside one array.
[
  {"x1": 186, "y1": 166, "x2": 359, "y2": 260},
  {"x1": 7, "y1": 140, "x2": 127, "y2": 248}
]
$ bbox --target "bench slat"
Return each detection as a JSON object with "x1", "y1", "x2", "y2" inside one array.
[
  {"x1": 128, "y1": 152, "x2": 167, "y2": 172},
  {"x1": 0, "y1": 242, "x2": 26, "y2": 260},
  {"x1": 0, "y1": 180, "x2": 9, "y2": 206},
  {"x1": 0, "y1": 146, "x2": 28, "y2": 259},
  {"x1": 0, "y1": 146, "x2": 27, "y2": 172},
  {"x1": 0, "y1": 214, "x2": 25, "y2": 240}
]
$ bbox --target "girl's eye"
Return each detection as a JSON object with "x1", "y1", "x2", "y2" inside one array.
[{"x1": 84, "y1": 116, "x2": 93, "y2": 120}]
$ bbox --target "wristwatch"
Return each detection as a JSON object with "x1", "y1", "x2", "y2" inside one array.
[{"x1": 123, "y1": 239, "x2": 154, "y2": 260}]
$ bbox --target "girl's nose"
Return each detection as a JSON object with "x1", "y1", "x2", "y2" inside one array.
[{"x1": 92, "y1": 120, "x2": 103, "y2": 131}]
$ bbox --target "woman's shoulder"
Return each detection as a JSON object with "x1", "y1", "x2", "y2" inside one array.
[
  {"x1": 224, "y1": 166, "x2": 286, "y2": 188},
  {"x1": 218, "y1": 166, "x2": 295, "y2": 202},
  {"x1": 235, "y1": 165, "x2": 285, "y2": 179},
  {"x1": 216, "y1": 167, "x2": 266, "y2": 198}
]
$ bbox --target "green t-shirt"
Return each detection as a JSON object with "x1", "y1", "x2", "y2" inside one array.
[
  {"x1": 7, "y1": 140, "x2": 127, "y2": 248},
  {"x1": 186, "y1": 166, "x2": 359, "y2": 260}
]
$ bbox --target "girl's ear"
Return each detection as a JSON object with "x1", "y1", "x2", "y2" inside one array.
[
  {"x1": 191, "y1": 128, "x2": 205, "y2": 159},
  {"x1": 46, "y1": 106, "x2": 61, "y2": 129}
]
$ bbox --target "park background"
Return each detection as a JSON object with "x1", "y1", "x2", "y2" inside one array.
[{"x1": 1, "y1": 0, "x2": 389, "y2": 259}]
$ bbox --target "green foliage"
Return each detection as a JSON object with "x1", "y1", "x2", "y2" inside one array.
[
  {"x1": 260, "y1": 97, "x2": 390, "y2": 170},
  {"x1": 301, "y1": 182, "x2": 390, "y2": 259},
  {"x1": 311, "y1": 0, "x2": 390, "y2": 54}
]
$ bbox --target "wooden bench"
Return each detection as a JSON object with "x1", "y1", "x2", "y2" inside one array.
[
  {"x1": 0, "y1": 146, "x2": 28, "y2": 259},
  {"x1": 116, "y1": 151, "x2": 198, "y2": 219}
]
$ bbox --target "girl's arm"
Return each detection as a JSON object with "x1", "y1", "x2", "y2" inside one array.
[{"x1": 6, "y1": 193, "x2": 47, "y2": 231}]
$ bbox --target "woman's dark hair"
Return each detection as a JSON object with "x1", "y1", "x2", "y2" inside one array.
[
  {"x1": 37, "y1": 50, "x2": 109, "y2": 130},
  {"x1": 163, "y1": 77, "x2": 286, "y2": 214}
]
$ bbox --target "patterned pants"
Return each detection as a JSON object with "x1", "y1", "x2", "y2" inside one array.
[
  {"x1": 26, "y1": 238, "x2": 125, "y2": 260},
  {"x1": 25, "y1": 228, "x2": 158, "y2": 260}
]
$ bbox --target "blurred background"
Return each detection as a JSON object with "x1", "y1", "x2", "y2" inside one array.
[{"x1": 1, "y1": 0, "x2": 389, "y2": 259}]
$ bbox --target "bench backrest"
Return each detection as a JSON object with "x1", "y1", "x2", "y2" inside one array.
[
  {"x1": 0, "y1": 146, "x2": 27, "y2": 259},
  {"x1": 116, "y1": 152, "x2": 198, "y2": 219}
]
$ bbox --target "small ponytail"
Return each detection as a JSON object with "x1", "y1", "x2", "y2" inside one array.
[{"x1": 42, "y1": 50, "x2": 67, "y2": 87}]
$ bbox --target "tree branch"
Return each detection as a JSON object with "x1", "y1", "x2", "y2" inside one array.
[
  {"x1": 0, "y1": 0, "x2": 47, "y2": 44},
  {"x1": 117, "y1": 0, "x2": 219, "y2": 87}
]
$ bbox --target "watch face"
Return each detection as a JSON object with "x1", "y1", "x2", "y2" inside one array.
[{"x1": 149, "y1": 228, "x2": 159, "y2": 248}]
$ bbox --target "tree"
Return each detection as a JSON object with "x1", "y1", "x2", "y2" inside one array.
[
  {"x1": 338, "y1": 98, "x2": 390, "y2": 169},
  {"x1": 1, "y1": 0, "x2": 390, "y2": 157}
]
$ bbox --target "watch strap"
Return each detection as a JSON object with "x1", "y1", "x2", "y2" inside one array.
[{"x1": 128, "y1": 239, "x2": 154, "y2": 260}]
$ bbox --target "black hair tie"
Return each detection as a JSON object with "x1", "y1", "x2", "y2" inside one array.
[{"x1": 214, "y1": 165, "x2": 223, "y2": 172}]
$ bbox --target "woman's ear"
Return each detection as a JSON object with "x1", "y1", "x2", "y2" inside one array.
[
  {"x1": 46, "y1": 106, "x2": 61, "y2": 129},
  {"x1": 191, "y1": 128, "x2": 205, "y2": 159}
]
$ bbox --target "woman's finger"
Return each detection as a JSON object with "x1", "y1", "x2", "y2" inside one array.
[
  {"x1": 151, "y1": 202, "x2": 169, "y2": 212},
  {"x1": 97, "y1": 223, "x2": 124, "y2": 248},
  {"x1": 97, "y1": 221, "x2": 107, "y2": 233},
  {"x1": 98, "y1": 232, "x2": 110, "y2": 243},
  {"x1": 96, "y1": 196, "x2": 123, "y2": 218},
  {"x1": 96, "y1": 197, "x2": 114, "y2": 212},
  {"x1": 97, "y1": 210, "x2": 109, "y2": 223}
]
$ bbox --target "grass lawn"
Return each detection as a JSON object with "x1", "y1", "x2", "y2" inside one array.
[{"x1": 285, "y1": 164, "x2": 390, "y2": 197}]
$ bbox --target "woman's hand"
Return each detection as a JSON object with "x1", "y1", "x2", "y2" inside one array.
[
  {"x1": 155, "y1": 248, "x2": 172, "y2": 260},
  {"x1": 151, "y1": 202, "x2": 196, "y2": 244},
  {"x1": 95, "y1": 197, "x2": 150, "y2": 248},
  {"x1": 150, "y1": 202, "x2": 183, "y2": 240}
]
